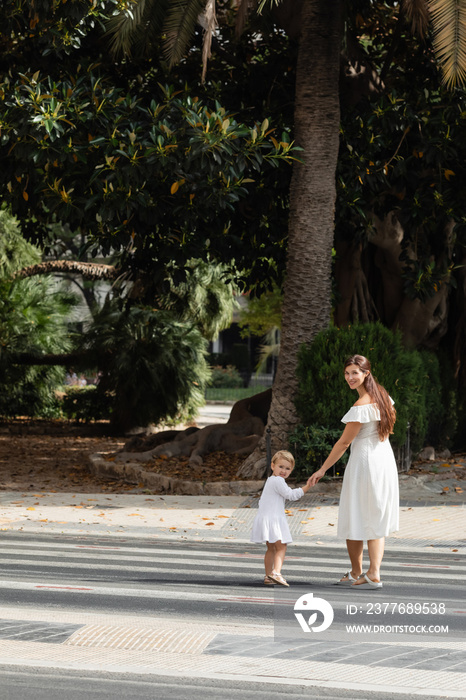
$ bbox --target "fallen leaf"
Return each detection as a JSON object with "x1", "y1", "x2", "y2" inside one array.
[
  {"x1": 442, "y1": 487, "x2": 449, "y2": 492},
  {"x1": 452, "y1": 549, "x2": 458, "y2": 552},
  {"x1": 217, "y1": 515, "x2": 229, "y2": 518},
  {"x1": 328, "y1": 523, "x2": 334, "y2": 526},
  {"x1": 26, "y1": 507, "x2": 35, "y2": 511},
  {"x1": 454, "y1": 487, "x2": 463, "y2": 493},
  {"x1": 205, "y1": 522, "x2": 215, "y2": 526},
  {"x1": 433, "y1": 519, "x2": 440, "y2": 521}
]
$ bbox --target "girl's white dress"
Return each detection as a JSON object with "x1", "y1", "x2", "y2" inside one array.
[
  {"x1": 337, "y1": 403, "x2": 399, "y2": 541},
  {"x1": 250, "y1": 476, "x2": 304, "y2": 544}
]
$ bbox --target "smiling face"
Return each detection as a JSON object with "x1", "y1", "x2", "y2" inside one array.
[
  {"x1": 344, "y1": 363, "x2": 368, "y2": 391},
  {"x1": 271, "y1": 458, "x2": 294, "y2": 479}
]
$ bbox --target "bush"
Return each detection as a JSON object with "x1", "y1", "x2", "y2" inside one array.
[
  {"x1": 289, "y1": 424, "x2": 349, "y2": 481},
  {"x1": 295, "y1": 322, "x2": 445, "y2": 454},
  {"x1": 208, "y1": 365, "x2": 243, "y2": 389},
  {"x1": 84, "y1": 305, "x2": 209, "y2": 432},
  {"x1": 0, "y1": 365, "x2": 63, "y2": 419},
  {"x1": 61, "y1": 386, "x2": 113, "y2": 422}
]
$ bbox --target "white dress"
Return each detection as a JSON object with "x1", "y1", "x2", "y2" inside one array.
[
  {"x1": 337, "y1": 403, "x2": 399, "y2": 541},
  {"x1": 250, "y1": 476, "x2": 304, "y2": 544}
]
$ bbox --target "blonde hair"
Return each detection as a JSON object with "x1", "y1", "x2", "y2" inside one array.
[{"x1": 271, "y1": 450, "x2": 295, "y2": 469}]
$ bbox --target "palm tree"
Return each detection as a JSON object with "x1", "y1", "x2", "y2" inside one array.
[{"x1": 106, "y1": 0, "x2": 466, "y2": 477}]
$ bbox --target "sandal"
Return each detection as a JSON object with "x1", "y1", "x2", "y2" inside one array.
[
  {"x1": 268, "y1": 572, "x2": 289, "y2": 587},
  {"x1": 264, "y1": 575, "x2": 275, "y2": 585},
  {"x1": 352, "y1": 573, "x2": 383, "y2": 589},
  {"x1": 336, "y1": 571, "x2": 361, "y2": 586}
]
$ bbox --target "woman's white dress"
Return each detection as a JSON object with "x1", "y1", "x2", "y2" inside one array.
[
  {"x1": 337, "y1": 403, "x2": 399, "y2": 541},
  {"x1": 250, "y1": 476, "x2": 304, "y2": 544}
]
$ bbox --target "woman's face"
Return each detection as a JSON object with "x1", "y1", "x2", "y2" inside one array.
[{"x1": 344, "y1": 363, "x2": 367, "y2": 391}]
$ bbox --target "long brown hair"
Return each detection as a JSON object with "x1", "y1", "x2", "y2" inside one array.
[{"x1": 344, "y1": 355, "x2": 396, "y2": 440}]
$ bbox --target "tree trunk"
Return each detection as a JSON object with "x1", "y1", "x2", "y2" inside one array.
[{"x1": 238, "y1": 0, "x2": 342, "y2": 478}]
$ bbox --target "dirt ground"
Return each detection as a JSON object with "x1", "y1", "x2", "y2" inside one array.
[
  {"x1": 0, "y1": 421, "x2": 244, "y2": 493},
  {"x1": 2, "y1": 420, "x2": 465, "y2": 495}
]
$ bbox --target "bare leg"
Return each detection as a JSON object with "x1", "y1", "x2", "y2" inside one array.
[
  {"x1": 343, "y1": 539, "x2": 363, "y2": 581},
  {"x1": 353, "y1": 537, "x2": 384, "y2": 584},
  {"x1": 272, "y1": 541, "x2": 287, "y2": 574},
  {"x1": 366, "y1": 537, "x2": 384, "y2": 581},
  {"x1": 264, "y1": 543, "x2": 275, "y2": 576}
]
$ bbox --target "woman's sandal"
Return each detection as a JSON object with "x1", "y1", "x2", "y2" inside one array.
[
  {"x1": 352, "y1": 573, "x2": 383, "y2": 589},
  {"x1": 336, "y1": 571, "x2": 361, "y2": 586},
  {"x1": 268, "y1": 572, "x2": 289, "y2": 587},
  {"x1": 264, "y1": 575, "x2": 275, "y2": 585}
]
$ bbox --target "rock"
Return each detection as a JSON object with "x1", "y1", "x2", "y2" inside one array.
[{"x1": 417, "y1": 446, "x2": 436, "y2": 461}]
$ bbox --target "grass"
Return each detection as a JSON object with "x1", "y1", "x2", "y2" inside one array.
[{"x1": 205, "y1": 385, "x2": 269, "y2": 402}]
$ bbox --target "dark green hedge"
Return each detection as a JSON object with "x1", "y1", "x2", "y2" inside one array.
[{"x1": 294, "y1": 322, "x2": 449, "y2": 454}]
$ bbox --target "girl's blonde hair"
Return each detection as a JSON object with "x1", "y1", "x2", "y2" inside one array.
[{"x1": 271, "y1": 450, "x2": 295, "y2": 468}]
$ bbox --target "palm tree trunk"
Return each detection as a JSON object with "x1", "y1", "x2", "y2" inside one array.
[{"x1": 238, "y1": 0, "x2": 342, "y2": 478}]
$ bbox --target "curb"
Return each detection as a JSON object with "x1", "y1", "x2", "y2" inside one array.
[{"x1": 88, "y1": 453, "x2": 264, "y2": 496}]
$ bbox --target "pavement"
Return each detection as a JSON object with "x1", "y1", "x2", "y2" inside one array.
[{"x1": 0, "y1": 403, "x2": 465, "y2": 697}]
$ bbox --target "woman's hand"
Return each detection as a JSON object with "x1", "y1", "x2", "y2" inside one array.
[{"x1": 309, "y1": 468, "x2": 325, "y2": 487}]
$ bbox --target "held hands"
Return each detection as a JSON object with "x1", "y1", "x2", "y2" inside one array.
[{"x1": 308, "y1": 468, "x2": 325, "y2": 487}]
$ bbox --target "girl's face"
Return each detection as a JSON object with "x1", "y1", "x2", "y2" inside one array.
[
  {"x1": 344, "y1": 363, "x2": 368, "y2": 391},
  {"x1": 271, "y1": 458, "x2": 293, "y2": 479}
]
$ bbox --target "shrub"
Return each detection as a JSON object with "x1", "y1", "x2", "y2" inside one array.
[
  {"x1": 295, "y1": 322, "x2": 444, "y2": 454},
  {"x1": 208, "y1": 365, "x2": 243, "y2": 389},
  {"x1": 289, "y1": 424, "x2": 349, "y2": 481},
  {"x1": 61, "y1": 386, "x2": 113, "y2": 422}
]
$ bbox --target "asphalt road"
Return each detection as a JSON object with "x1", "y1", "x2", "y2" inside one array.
[
  {"x1": 0, "y1": 668, "x2": 453, "y2": 700},
  {"x1": 0, "y1": 532, "x2": 464, "y2": 698}
]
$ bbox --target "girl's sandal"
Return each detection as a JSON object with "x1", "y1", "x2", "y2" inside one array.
[
  {"x1": 264, "y1": 575, "x2": 275, "y2": 585},
  {"x1": 268, "y1": 572, "x2": 289, "y2": 587}
]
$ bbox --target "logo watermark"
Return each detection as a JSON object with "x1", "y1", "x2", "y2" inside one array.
[
  {"x1": 294, "y1": 592, "x2": 334, "y2": 633},
  {"x1": 274, "y1": 586, "x2": 459, "y2": 643}
]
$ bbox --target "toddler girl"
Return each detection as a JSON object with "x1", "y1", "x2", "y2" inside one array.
[{"x1": 250, "y1": 450, "x2": 313, "y2": 586}]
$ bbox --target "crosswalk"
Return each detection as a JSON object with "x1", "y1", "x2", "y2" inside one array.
[
  {"x1": 0, "y1": 534, "x2": 465, "y2": 600},
  {"x1": 0, "y1": 533, "x2": 465, "y2": 687}
]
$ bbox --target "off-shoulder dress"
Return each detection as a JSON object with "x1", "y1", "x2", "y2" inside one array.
[
  {"x1": 250, "y1": 476, "x2": 304, "y2": 544},
  {"x1": 337, "y1": 403, "x2": 399, "y2": 541}
]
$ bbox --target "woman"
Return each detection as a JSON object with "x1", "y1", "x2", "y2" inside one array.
[{"x1": 309, "y1": 354, "x2": 399, "y2": 589}]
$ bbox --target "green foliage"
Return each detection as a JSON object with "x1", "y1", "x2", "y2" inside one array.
[
  {"x1": 83, "y1": 304, "x2": 209, "y2": 431},
  {"x1": 0, "y1": 70, "x2": 297, "y2": 296},
  {"x1": 289, "y1": 424, "x2": 349, "y2": 481},
  {"x1": 295, "y1": 323, "x2": 445, "y2": 453},
  {"x1": 0, "y1": 209, "x2": 78, "y2": 419},
  {"x1": 208, "y1": 365, "x2": 243, "y2": 389},
  {"x1": 238, "y1": 282, "x2": 283, "y2": 338},
  {"x1": 61, "y1": 385, "x2": 113, "y2": 422},
  {"x1": 159, "y1": 259, "x2": 239, "y2": 341}
]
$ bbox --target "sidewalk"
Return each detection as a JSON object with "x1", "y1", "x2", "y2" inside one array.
[{"x1": 0, "y1": 483, "x2": 465, "y2": 549}]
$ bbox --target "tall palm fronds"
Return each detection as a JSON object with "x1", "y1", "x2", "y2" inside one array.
[
  {"x1": 106, "y1": 0, "x2": 213, "y2": 71},
  {"x1": 428, "y1": 0, "x2": 466, "y2": 87},
  {"x1": 0, "y1": 210, "x2": 79, "y2": 418},
  {"x1": 159, "y1": 259, "x2": 240, "y2": 341},
  {"x1": 107, "y1": 0, "x2": 466, "y2": 88}
]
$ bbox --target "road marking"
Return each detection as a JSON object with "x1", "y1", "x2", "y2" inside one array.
[
  {"x1": 36, "y1": 586, "x2": 93, "y2": 591},
  {"x1": 1, "y1": 555, "x2": 465, "y2": 580}
]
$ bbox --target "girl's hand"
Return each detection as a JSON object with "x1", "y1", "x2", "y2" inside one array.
[{"x1": 309, "y1": 468, "x2": 325, "y2": 487}]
